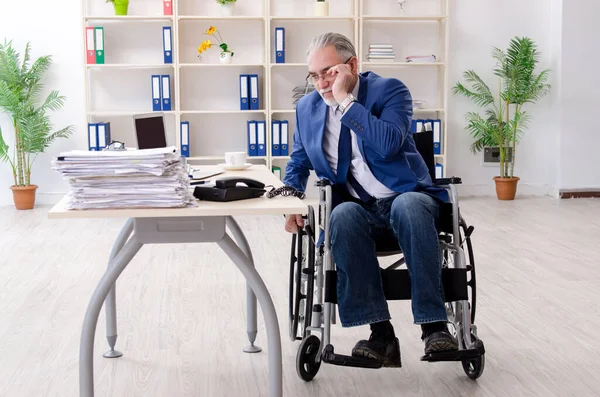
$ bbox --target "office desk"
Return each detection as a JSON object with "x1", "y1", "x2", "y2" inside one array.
[{"x1": 48, "y1": 165, "x2": 307, "y2": 397}]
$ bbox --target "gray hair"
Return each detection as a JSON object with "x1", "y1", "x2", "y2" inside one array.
[{"x1": 306, "y1": 32, "x2": 356, "y2": 61}]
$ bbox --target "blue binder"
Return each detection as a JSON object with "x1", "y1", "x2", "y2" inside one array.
[
  {"x1": 247, "y1": 120, "x2": 258, "y2": 156},
  {"x1": 280, "y1": 120, "x2": 289, "y2": 155},
  {"x1": 152, "y1": 75, "x2": 162, "y2": 111},
  {"x1": 97, "y1": 122, "x2": 111, "y2": 150},
  {"x1": 87, "y1": 123, "x2": 98, "y2": 151},
  {"x1": 180, "y1": 121, "x2": 190, "y2": 157},
  {"x1": 161, "y1": 74, "x2": 171, "y2": 111},
  {"x1": 239, "y1": 74, "x2": 250, "y2": 110},
  {"x1": 162, "y1": 26, "x2": 173, "y2": 64},
  {"x1": 433, "y1": 119, "x2": 442, "y2": 155},
  {"x1": 271, "y1": 120, "x2": 281, "y2": 156},
  {"x1": 249, "y1": 74, "x2": 259, "y2": 110},
  {"x1": 257, "y1": 120, "x2": 266, "y2": 156},
  {"x1": 275, "y1": 27, "x2": 285, "y2": 63}
]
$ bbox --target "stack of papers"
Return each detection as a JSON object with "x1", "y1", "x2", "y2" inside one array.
[
  {"x1": 367, "y1": 44, "x2": 395, "y2": 61},
  {"x1": 406, "y1": 55, "x2": 437, "y2": 63},
  {"x1": 52, "y1": 146, "x2": 197, "y2": 210}
]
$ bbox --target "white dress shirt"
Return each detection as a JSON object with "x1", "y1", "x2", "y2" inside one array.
[{"x1": 322, "y1": 79, "x2": 397, "y2": 200}]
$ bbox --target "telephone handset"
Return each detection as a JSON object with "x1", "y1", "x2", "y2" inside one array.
[{"x1": 193, "y1": 176, "x2": 266, "y2": 202}]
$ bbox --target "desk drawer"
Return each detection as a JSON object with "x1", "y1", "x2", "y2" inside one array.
[{"x1": 134, "y1": 216, "x2": 226, "y2": 244}]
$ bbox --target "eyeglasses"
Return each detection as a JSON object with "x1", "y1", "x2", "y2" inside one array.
[
  {"x1": 102, "y1": 141, "x2": 126, "y2": 151},
  {"x1": 305, "y1": 57, "x2": 353, "y2": 87}
]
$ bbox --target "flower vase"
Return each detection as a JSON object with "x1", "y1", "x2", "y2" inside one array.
[
  {"x1": 220, "y1": 52, "x2": 233, "y2": 64},
  {"x1": 219, "y1": 3, "x2": 234, "y2": 16},
  {"x1": 314, "y1": 1, "x2": 329, "y2": 16}
]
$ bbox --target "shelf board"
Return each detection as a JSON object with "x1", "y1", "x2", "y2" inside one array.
[
  {"x1": 363, "y1": 61, "x2": 445, "y2": 66},
  {"x1": 414, "y1": 108, "x2": 445, "y2": 113},
  {"x1": 271, "y1": 109, "x2": 296, "y2": 113},
  {"x1": 88, "y1": 111, "x2": 176, "y2": 116},
  {"x1": 272, "y1": 156, "x2": 291, "y2": 160},
  {"x1": 361, "y1": 15, "x2": 446, "y2": 21},
  {"x1": 181, "y1": 110, "x2": 267, "y2": 114},
  {"x1": 178, "y1": 16, "x2": 265, "y2": 21},
  {"x1": 179, "y1": 63, "x2": 265, "y2": 68},
  {"x1": 270, "y1": 63, "x2": 307, "y2": 67},
  {"x1": 84, "y1": 16, "x2": 173, "y2": 21},
  {"x1": 269, "y1": 16, "x2": 356, "y2": 21},
  {"x1": 86, "y1": 64, "x2": 173, "y2": 69}
]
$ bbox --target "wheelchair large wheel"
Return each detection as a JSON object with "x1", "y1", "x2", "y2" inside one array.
[
  {"x1": 288, "y1": 207, "x2": 316, "y2": 341},
  {"x1": 296, "y1": 335, "x2": 322, "y2": 382}
]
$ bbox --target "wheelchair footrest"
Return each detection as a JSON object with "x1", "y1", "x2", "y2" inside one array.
[
  {"x1": 420, "y1": 340, "x2": 485, "y2": 362},
  {"x1": 322, "y1": 344, "x2": 383, "y2": 369}
]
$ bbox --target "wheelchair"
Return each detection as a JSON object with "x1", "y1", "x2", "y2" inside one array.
[{"x1": 288, "y1": 131, "x2": 486, "y2": 382}]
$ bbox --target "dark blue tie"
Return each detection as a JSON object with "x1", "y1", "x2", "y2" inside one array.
[{"x1": 336, "y1": 123, "x2": 374, "y2": 204}]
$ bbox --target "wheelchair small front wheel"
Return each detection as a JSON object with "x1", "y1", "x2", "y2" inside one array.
[
  {"x1": 462, "y1": 334, "x2": 485, "y2": 380},
  {"x1": 296, "y1": 335, "x2": 322, "y2": 382}
]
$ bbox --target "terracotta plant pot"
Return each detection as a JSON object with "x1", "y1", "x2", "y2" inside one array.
[
  {"x1": 10, "y1": 184, "x2": 38, "y2": 210},
  {"x1": 493, "y1": 176, "x2": 519, "y2": 200}
]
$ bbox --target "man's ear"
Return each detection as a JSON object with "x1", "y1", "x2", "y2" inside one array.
[{"x1": 350, "y1": 56, "x2": 359, "y2": 74}]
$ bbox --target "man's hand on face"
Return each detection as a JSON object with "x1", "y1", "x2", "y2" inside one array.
[
  {"x1": 328, "y1": 60, "x2": 355, "y2": 104},
  {"x1": 284, "y1": 214, "x2": 304, "y2": 233}
]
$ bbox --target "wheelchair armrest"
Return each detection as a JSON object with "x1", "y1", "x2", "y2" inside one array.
[
  {"x1": 315, "y1": 179, "x2": 332, "y2": 187},
  {"x1": 434, "y1": 177, "x2": 462, "y2": 185}
]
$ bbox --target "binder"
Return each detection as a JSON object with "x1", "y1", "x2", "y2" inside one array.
[
  {"x1": 247, "y1": 120, "x2": 258, "y2": 156},
  {"x1": 94, "y1": 27, "x2": 104, "y2": 64},
  {"x1": 280, "y1": 120, "x2": 289, "y2": 155},
  {"x1": 433, "y1": 119, "x2": 442, "y2": 155},
  {"x1": 151, "y1": 75, "x2": 162, "y2": 111},
  {"x1": 275, "y1": 27, "x2": 285, "y2": 63},
  {"x1": 435, "y1": 163, "x2": 444, "y2": 179},
  {"x1": 161, "y1": 74, "x2": 171, "y2": 111},
  {"x1": 162, "y1": 26, "x2": 173, "y2": 64},
  {"x1": 97, "y1": 122, "x2": 111, "y2": 150},
  {"x1": 272, "y1": 166, "x2": 281, "y2": 180},
  {"x1": 163, "y1": 0, "x2": 173, "y2": 15},
  {"x1": 180, "y1": 121, "x2": 190, "y2": 157},
  {"x1": 239, "y1": 74, "x2": 250, "y2": 110},
  {"x1": 87, "y1": 123, "x2": 98, "y2": 151},
  {"x1": 85, "y1": 27, "x2": 96, "y2": 64},
  {"x1": 249, "y1": 74, "x2": 259, "y2": 110},
  {"x1": 271, "y1": 120, "x2": 281, "y2": 156},
  {"x1": 257, "y1": 120, "x2": 266, "y2": 156}
]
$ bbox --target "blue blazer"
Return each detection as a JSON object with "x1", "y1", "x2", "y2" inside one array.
[{"x1": 283, "y1": 71, "x2": 448, "y2": 203}]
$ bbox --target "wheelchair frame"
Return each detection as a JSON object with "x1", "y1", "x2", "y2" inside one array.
[{"x1": 289, "y1": 178, "x2": 486, "y2": 382}]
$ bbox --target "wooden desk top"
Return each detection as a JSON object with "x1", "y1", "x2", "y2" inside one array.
[{"x1": 48, "y1": 165, "x2": 307, "y2": 220}]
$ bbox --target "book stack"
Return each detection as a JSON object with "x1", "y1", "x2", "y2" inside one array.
[
  {"x1": 367, "y1": 44, "x2": 395, "y2": 61},
  {"x1": 406, "y1": 54, "x2": 437, "y2": 63},
  {"x1": 292, "y1": 82, "x2": 315, "y2": 107},
  {"x1": 51, "y1": 146, "x2": 197, "y2": 210}
]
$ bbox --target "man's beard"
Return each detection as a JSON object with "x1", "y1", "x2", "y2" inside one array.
[{"x1": 319, "y1": 88, "x2": 338, "y2": 107}]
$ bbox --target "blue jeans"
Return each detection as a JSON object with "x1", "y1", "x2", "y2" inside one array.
[{"x1": 329, "y1": 191, "x2": 448, "y2": 327}]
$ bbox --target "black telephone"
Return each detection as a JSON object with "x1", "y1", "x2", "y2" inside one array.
[{"x1": 193, "y1": 177, "x2": 266, "y2": 202}]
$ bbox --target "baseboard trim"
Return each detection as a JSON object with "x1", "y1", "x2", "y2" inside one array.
[{"x1": 559, "y1": 190, "x2": 600, "y2": 199}]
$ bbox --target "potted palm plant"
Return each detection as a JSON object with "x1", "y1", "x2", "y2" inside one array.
[
  {"x1": 0, "y1": 40, "x2": 73, "y2": 210},
  {"x1": 453, "y1": 36, "x2": 551, "y2": 200}
]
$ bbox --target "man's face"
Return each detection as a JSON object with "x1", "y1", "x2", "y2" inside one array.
[{"x1": 307, "y1": 45, "x2": 345, "y2": 106}]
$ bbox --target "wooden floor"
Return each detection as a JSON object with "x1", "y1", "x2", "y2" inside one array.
[{"x1": 1, "y1": 196, "x2": 600, "y2": 397}]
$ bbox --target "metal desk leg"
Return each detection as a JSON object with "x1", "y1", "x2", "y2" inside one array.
[
  {"x1": 218, "y1": 234, "x2": 282, "y2": 397},
  {"x1": 80, "y1": 236, "x2": 143, "y2": 397},
  {"x1": 226, "y1": 217, "x2": 261, "y2": 353},
  {"x1": 103, "y1": 218, "x2": 134, "y2": 359}
]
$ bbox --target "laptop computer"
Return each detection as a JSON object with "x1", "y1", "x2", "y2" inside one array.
[{"x1": 133, "y1": 112, "x2": 167, "y2": 149}]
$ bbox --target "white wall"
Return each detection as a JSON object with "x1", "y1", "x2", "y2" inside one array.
[
  {"x1": 0, "y1": 0, "x2": 86, "y2": 206},
  {"x1": 559, "y1": 0, "x2": 600, "y2": 191},
  {"x1": 448, "y1": 0, "x2": 560, "y2": 196}
]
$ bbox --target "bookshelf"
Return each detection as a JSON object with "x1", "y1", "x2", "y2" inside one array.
[{"x1": 82, "y1": 0, "x2": 449, "y2": 197}]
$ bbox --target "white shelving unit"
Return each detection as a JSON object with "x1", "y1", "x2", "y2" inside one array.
[{"x1": 82, "y1": 0, "x2": 449, "y2": 195}]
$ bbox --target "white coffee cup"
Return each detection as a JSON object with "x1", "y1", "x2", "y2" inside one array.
[{"x1": 225, "y1": 151, "x2": 247, "y2": 167}]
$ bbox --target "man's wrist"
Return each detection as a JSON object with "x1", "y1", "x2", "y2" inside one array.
[{"x1": 339, "y1": 93, "x2": 357, "y2": 114}]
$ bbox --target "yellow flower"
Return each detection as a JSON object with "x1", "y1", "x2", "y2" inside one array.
[
  {"x1": 197, "y1": 40, "x2": 212, "y2": 54},
  {"x1": 205, "y1": 26, "x2": 217, "y2": 36}
]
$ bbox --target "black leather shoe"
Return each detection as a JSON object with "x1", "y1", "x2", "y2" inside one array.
[
  {"x1": 422, "y1": 328, "x2": 459, "y2": 354},
  {"x1": 351, "y1": 334, "x2": 402, "y2": 367}
]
